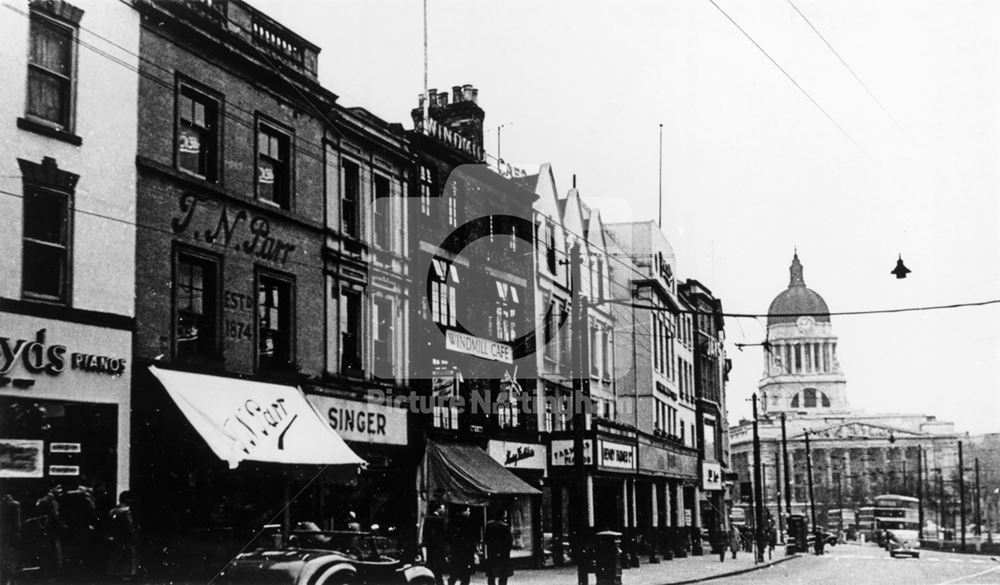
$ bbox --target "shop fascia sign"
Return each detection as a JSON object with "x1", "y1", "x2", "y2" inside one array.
[
  {"x1": 444, "y1": 329, "x2": 513, "y2": 364},
  {"x1": 0, "y1": 329, "x2": 126, "y2": 386},
  {"x1": 488, "y1": 440, "x2": 546, "y2": 470},
  {"x1": 550, "y1": 439, "x2": 593, "y2": 467},
  {"x1": 307, "y1": 394, "x2": 408, "y2": 446},
  {"x1": 598, "y1": 440, "x2": 636, "y2": 471},
  {"x1": 702, "y1": 461, "x2": 723, "y2": 491}
]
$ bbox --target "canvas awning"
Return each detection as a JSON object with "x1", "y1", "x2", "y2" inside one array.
[
  {"x1": 149, "y1": 366, "x2": 365, "y2": 470},
  {"x1": 421, "y1": 440, "x2": 541, "y2": 506}
]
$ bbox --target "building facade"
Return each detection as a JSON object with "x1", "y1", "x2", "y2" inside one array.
[
  {"x1": 0, "y1": 1, "x2": 139, "y2": 566},
  {"x1": 730, "y1": 253, "x2": 960, "y2": 536}
]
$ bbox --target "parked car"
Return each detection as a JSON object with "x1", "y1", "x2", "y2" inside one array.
[
  {"x1": 216, "y1": 526, "x2": 435, "y2": 585},
  {"x1": 886, "y1": 529, "x2": 921, "y2": 558}
]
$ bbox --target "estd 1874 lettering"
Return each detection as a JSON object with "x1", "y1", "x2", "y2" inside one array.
[{"x1": 226, "y1": 320, "x2": 253, "y2": 341}]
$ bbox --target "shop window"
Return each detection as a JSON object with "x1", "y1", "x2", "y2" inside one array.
[
  {"x1": 25, "y1": 9, "x2": 77, "y2": 132},
  {"x1": 373, "y1": 174, "x2": 391, "y2": 250},
  {"x1": 256, "y1": 122, "x2": 291, "y2": 208},
  {"x1": 373, "y1": 297, "x2": 393, "y2": 378},
  {"x1": 175, "y1": 251, "x2": 219, "y2": 359},
  {"x1": 342, "y1": 160, "x2": 360, "y2": 238},
  {"x1": 419, "y1": 164, "x2": 433, "y2": 215},
  {"x1": 340, "y1": 289, "x2": 363, "y2": 375},
  {"x1": 257, "y1": 273, "x2": 294, "y2": 371},
  {"x1": 505, "y1": 495, "x2": 535, "y2": 558},
  {"x1": 177, "y1": 84, "x2": 219, "y2": 181}
]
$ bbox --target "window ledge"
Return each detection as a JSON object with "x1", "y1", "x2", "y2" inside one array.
[{"x1": 18, "y1": 117, "x2": 82, "y2": 146}]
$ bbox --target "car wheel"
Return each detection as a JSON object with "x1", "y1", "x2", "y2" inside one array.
[
  {"x1": 409, "y1": 578, "x2": 436, "y2": 585},
  {"x1": 889, "y1": 551, "x2": 897, "y2": 558}
]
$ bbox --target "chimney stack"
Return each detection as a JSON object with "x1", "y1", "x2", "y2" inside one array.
[
  {"x1": 452, "y1": 85, "x2": 462, "y2": 103},
  {"x1": 462, "y1": 84, "x2": 474, "y2": 103},
  {"x1": 428, "y1": 88, "x2": 438, "y2": 106}
]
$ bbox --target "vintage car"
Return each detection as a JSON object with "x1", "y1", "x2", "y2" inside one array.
[
  {"x1": 886, "y1": 529, "x2": 921, "y2": 558},
  {"x1": 216, "y1": 526, "x2": 436, "y2": 585}
]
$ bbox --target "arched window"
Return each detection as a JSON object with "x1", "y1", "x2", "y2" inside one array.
[
  {"x1": 821, "y1": 393, "x2": 831, "y2": 407},
  {"x1": 803, "y1": 388, "x2": 817, "y2": 408},
  {"x1": 791, "y1": 394, "x2": 799, "y2": 408}
]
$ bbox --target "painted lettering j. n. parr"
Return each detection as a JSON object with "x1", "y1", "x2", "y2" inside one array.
[{"x1": 170, "y1": 193, "x2": 297, "y2": 265}]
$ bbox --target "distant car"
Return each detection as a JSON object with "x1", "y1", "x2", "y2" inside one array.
[
  {"x1": 886, "y1": 529, "x2": 921, "y2": 558},
  {"x1": 216, "y1": 527, "x2": 435, "y2": 585}
]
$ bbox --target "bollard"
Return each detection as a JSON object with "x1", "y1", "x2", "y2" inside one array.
[{"x1": 595, "y1": 531, "x2": 623, "y2": 585}]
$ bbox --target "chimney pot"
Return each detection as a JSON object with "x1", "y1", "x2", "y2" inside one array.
[
  {"x1": 470, "y1": 88, "x2": 479, "y2": 104},
  {"x1": 462, "y1": 84, "x2": 474, "y2": 102},
  {"x1": 452, "y1": 85, "x2": 462, "y2": 103},
  {"x1": 428, "y1": 88, "x2": 438, "y2": 105},
  {"x1": 438, "y1": 93, "x2": 449, "y2": 106}
]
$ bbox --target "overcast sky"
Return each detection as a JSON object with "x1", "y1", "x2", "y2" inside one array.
[{"x1": 251, "y1": 0, "x2": 999, "y2": 434}]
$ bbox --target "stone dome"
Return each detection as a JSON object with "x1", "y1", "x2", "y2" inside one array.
[{"x1": 767, "y1": 253, "x2": 831, "y2": 327}]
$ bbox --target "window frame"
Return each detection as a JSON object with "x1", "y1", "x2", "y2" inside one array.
[
  {"x1": 172, "y1": 246, "x2": 222, "y2": 360},
  {"x1": 339, "y1": 287, "x2": 364, "y2": 376},
  {"x1": 372, "y1": 173, "x2": 392, "y2": 250},
  {"x1": 372, "y1": 296, "x2": 393, "y2": 379},
  {"x1": 254, "y1": 117, "x2": 293, "y2": 210},
  {"x1": 21, "y1": 183, "x2": 73, "y2": 304},
  {"x1": 255, "y1": 269, "x2": 296, "y2": 372},
  {"x1": 24, "y1": 9, "x2": 77, "y2": 133},
  {"x1": 419, "y1": 164, "x2": 434, "y2": 216},
  {"x1": 175, "y1": 79, "x2": 222, "y2": 182},
  {"x1": 342, "y1": 158, "x2": 361, "y2": 238}
]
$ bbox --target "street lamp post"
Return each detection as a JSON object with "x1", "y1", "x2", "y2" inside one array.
[
  {"x1": 917, "y1": 445, "x2": 924, "y2": 540},
  {"x1": 752, "y1": 395, "x2": 765, "y2": 563},
  {"x1": 959, "y1": 441, "x2": 967, "y2": 551}
]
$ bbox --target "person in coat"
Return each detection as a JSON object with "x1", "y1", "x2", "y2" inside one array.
[
  {"x1": 421, "y1": 504, "x2": 449, "y2": 585},
  {"x1": 484, "y1": 512, "x2": 513, "y2": 585},
  {"x1": 447, "y1": 507, "x2": 479, "y2": 585},
  {"x1": 107, "y1": 491, "x2": 139, "y2": 580},
  {"x1": 728, "y1": 525, "x2": 741, "y2": 560}
]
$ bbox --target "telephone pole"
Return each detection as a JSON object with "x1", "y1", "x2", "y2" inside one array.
[
  {"x1": 959, "y1": 441, "x2": 966, "y2": 551},
  {"x1": 570, "y1": 241, "x2": 591, "y2": 585},
  {"x1": 751, "y1": 394, "x2": 765, "y2": 563},
  {"x1": 805, "y1": 430, "x2": 817, "y2": 552},
  {"x1": 917, "y1": 445, "x2": 924, "y2": 539},
  {"x1": 975, "y1": 458, "x2": 982, "y2": 537},
  {"x1": 775, "y1": 451, "x2": 784, "y2": 543},
  {"x1": 781, "y1": 413, "x2": 792, "y2": 517}
]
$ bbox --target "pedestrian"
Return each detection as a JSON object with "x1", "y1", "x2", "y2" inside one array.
[
  {"x1": 421, "y1": 504, "x2": 449, "y2": 585},
  {"x1": 107, "y1": 491, "x2": 139, "y2": 580},
  {"x1": 447, "y1": 506, "x2": 479, "y2": 585},
  {"x1": 728, "y1": 525, "x2": 740, "y2": 560},
  {"x1": 1, "y1": 494, "x2": 22, "y2": 579},
  {"x1": 484, "y1": 511, "x2": 513, "y2": 585},
  {"x1": 812, "y1": 529, "x2": 824, "y2": 556},
  {"x1": 36, "y1": 486, "x2": 66, "y2": 576},
  {"x1": 715, "y1": 528, "x2": 727, "y2": 563}
]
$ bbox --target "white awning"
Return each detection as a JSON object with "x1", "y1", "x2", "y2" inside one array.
[{"x1": 149, "y1": 366, "x2": 365, "y2": 470}]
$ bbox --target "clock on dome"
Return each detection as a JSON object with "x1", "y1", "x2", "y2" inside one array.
[{"x1": 796, "y1": 316, "x2": 815, "y2": 332}]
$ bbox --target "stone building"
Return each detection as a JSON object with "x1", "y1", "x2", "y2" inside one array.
[{"x1": 730, "y1": 253, "x2": 960, "y2": 534}]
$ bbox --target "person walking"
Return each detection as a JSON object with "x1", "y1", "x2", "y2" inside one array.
[
  {"x1": 107, "y1": 491, "x2": 139, "y2": 580},
  {"x1": 421, "y1": 504, "x2": 449, "y2": 585},
  {"x1": 36, "y1": 487, "x2": 66, "y2": 576},
  {"x1": 715, "y1": 528, "x2": 727, "y2": 563},
  {"x1": 484, "y1": 511, "x2": 513, "y2": 585},
  {"x1": 447, "y1": 507, "x2": 479, "y2": 585},
  {"x1": 1, "y1": 494, "x2": 22, "y2": 582},
  {"x1": 728, "y1": 525, "x2": 740, "y2": 560}
]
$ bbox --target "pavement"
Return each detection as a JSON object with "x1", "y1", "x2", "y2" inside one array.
[{"x1": 509, "y1": 551, "x2": 798, "y2": 585}]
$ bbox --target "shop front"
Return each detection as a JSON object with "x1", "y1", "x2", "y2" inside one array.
[
  {"x1": 546, "y1": 426, "x2": 639, "y2": 566},
  {"x1": 306, "y1": 392, "x2": 418, "y2": 553},
  {"x1": 637, "y1": 435, "x2": 700, "y2": 559},
  {"x1": 486, "y1": 438, "x2": 547, "y2": 567},
  {"x1": 418, "y1": 439, "x2": 542, "y2": 569},
  {"x1": 0, "y1": 315, "x2": 131, "y2": 576},
  {"x1": 132, "y1": 367, "x2": 363, "y2": 578},
  {"x1": 699, "y1": 460, "x2": 726, "y2": 553}
]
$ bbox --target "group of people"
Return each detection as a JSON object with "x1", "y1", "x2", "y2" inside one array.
[
  {"x1": 421, "y1": 504, "x2": 515, "y2": 585},
  {"x1": 0, "y1": 486, "x2": 139, "y2": 581}
]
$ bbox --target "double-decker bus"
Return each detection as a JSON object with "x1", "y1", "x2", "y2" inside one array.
[
  {"x1": 826, "y1": 508, "x2": 856, "y2": 535},
  {"x1": 857, "y1": 495, "x2": 920, "y2": 545}
]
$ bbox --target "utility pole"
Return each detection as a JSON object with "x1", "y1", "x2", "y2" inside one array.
[
  {"x1": 937, "y1": 469, "x2": 944, "y2": 539},
  {"x1": 751, "y1": 394, "x2": 765, "y2": 563},
  {"x1": 658, "y1": 123, "x2": 663, "y2": 228},
  {"x1": 570, "y1": 241, "x2": 591, "y2": 585},
  {"x1": 775, "y1": 451, "x2": 784, "y2": 543},
  {"x1": 781, "y1": 413, "x2": 791, "y2": 518},
  {"x1": 805, "y1": 431, "x2": 817, "y2": 553},
  {"x1": 959, "y1": 441, "x2": 966, "y2": 551},
  {"x1": 917, "y1": 445, "x2": 924, "y2": 539},
  {"x1": 975, "y1": 458, "x2": 982, "y2": 537}
]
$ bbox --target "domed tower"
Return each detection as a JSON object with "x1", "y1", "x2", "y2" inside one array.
[{"x1": 759, "y1": 253, "x2": 850, "y2": 414}]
